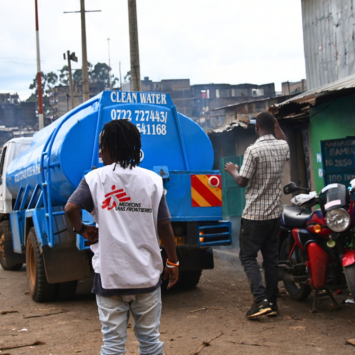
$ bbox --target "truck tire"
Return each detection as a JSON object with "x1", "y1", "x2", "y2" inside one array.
[
  {"x1": 26, "y1": 227, "x2": 56, "y2": 302},
  {"x1": 178, "y1": 270, "x2": 202, "y2": 288},
  {"x1": 344, "y1": 264, "x2": 355, "y2": 299},
  {"x1": 55, "y1": 280, "x2": 78, "y2": 300},
  {"x1": 280, "y1": 239, "x2": 311, "y2": 301},
  {"x1": 0, "y1": 220, "x2": 23, "y2": 271}
]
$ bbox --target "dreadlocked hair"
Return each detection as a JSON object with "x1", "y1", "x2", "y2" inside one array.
[{"x1": 100, "y1": 119, "x2": 142, "y2": 169}]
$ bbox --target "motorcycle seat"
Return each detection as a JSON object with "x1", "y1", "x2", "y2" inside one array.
[{"x1": 282, "y1": 205, "x2": 312, "y2": 228}]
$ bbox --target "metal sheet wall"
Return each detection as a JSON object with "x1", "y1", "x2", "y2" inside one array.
[{"x1": 302, "y1": 0, "x2": 355, "y2": 90}]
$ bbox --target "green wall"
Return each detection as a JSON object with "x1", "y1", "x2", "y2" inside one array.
[{"x1": 310, "y1": 93, "x2": 355, "y2": 192}]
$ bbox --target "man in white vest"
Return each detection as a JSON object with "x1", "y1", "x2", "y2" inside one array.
[{"x1": 65, "y1": 119, "x2": 178, "y2": 355}]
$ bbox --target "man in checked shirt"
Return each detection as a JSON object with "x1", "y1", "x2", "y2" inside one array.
[{"x1": 225, "y1": 112, "x2": 289, "y2": 319}]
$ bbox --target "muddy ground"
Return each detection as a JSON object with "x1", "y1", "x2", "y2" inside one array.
[{"x1": 1, "y1": 252, "x2": 355, "y2": 355}]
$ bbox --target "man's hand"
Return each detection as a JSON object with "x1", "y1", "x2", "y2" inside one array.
[
  {"x1": 64, "y1": 202, "x2": 98, "y2": 242},
  {"x1": 274, "y1": 117, "x2": 288, "y2": 142},
  {"x1": 158, "y1": 218, "x2": 179, "y2": 290},
  {"x1": 164, "y1": 266, "x2": 179, "y2": 289},
  {"x1": 224, "y1": 162, "x2": 239, "y2": 176},
  {"x1": 82, "y1": 225, "x2": 99, "y2": 242},
  {"x1": 224, "y1": 162, "x2": 248, "y2": 188}
]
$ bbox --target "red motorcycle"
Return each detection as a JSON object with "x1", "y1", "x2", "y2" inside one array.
[{"x1": 279, "y1": 182, "x2": 355, "y2": 311}]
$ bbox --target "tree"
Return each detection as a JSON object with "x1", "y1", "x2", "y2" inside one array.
[
  {"x1": 47, "y1": 72, "x2": 59, "y2": 88},
  {"x1": 124, "y1": 71, "x2": 131, "y2": 82},
  {"x1": 72, "y1": 62, "x2": 93, "y2": 84},
  {"x1": 26, "y1": 61, "x2": 119, "y2": 121},
  {"x1": 27, "y1": 71, "x2": 59, "y2": 118},
  {"x1": 59, "y1": 66, "x2": 69, "y2": 86},
  {"x1": 90, "y1": 62, "x2": 119, "y2": 89},
  {"x1": 29, "y1": 71, "x2": 58, "y2": 93},
  {"x1": 71, "y1": 62, "x2": 118, "y2": 89}
]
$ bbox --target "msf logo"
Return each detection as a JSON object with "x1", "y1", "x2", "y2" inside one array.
[{"x1": 102, "y1": 185, "x2": 131, "y2": 210}]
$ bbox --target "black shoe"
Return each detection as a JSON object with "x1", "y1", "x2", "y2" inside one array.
[
  {"x1": 246, "y1": 299, "x2": 272, "y2": 318},
  {"x1": 267, "y1": 302, "x2": 278, "y2": 317}
]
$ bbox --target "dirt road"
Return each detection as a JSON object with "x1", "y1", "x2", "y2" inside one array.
[{"x1": 1, "y1": 253, "x2": 355, "y2": 355}]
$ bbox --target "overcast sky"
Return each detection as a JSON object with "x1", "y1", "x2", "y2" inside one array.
[{"x1": 0, "y1": 0, "x2": 305, "y2": 101}]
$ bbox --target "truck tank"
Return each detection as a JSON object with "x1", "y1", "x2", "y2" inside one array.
[
  {"x1": 6, "y1": 91, "x2": 214, "y2": 206},
  {"x1": 3, "y1": 91, "x2": 231, "y2": 298}
]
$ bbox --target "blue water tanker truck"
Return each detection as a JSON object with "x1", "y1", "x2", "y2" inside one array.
[{"x1": 0, "y1": 91, "x2": 232, "y2": 302}]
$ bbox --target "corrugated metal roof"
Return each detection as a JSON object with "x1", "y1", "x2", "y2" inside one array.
[
  {"x1": 272, "y1": 72, "x2": 355, "y2": 109},
  {"x1": 207, "y1": 120, "x2": 250, "y2": 135},
  {"x1": 211, "y1": 95, "x2": 294, "y2": 111}
]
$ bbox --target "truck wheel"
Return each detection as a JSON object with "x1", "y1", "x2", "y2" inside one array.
[
  {"x1": 55, "y1": 280, "x2": 78, "y2": 300},
  {"x1": 26, "y1": 227, "x2": 56, "y2": 302},
  {"x1": 280, "y1": 238, "x2": 311, "y2": 301},
  {"x1": 178, "y1": 270, "x2": 202, "y2": 288},
  {"x1": 344, "y1": 264, "x2": 355, "y2": 299},
  {"x1": 0, "y1": 220, "x2": 23, "y2": 271}
]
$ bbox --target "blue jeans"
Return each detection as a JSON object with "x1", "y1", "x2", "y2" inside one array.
[{"x1": 96, "y1": 287, "x2": 164, "y2": 355}]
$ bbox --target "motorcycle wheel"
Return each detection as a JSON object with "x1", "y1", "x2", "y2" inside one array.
[
  {"x1": 344, "y1": 264, "x2": 355, "y2": 299},
  {"x1": 280, "y1": 238, "x2": 312, "y2": 301}
]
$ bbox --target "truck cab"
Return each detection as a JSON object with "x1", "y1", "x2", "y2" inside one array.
[
  {"x1": 0, "y1": 138, "x2": 32, "y2": 214},
  {"x1": 0, "y1": 138, "x2": 32, "y2": 270}
]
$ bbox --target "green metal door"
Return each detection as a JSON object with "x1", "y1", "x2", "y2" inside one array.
[{"x1": 220, "y1": 156, "x2": 246, "y2": 217}]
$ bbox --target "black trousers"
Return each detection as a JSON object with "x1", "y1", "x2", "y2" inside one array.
[{"x1": 239, "y1": 218, "x2": 280, "y2": 304}]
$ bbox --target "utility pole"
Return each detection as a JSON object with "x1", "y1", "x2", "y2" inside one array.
[
  {"x1": 64, "y1": 51, "x2": 78, "y2": 109},
  {"x1": 74, "y1": 81, "x2": 79, "y2": 107},
  {"x1": 107, "y1": 38, "x2": 112, "y2": 90},
  {"x1": 34, "y1": 0, "x2": 44, "y2": 129},
  {"x1": 80, "y1": 0, "x2": 89, "y2": 101},
  {"x1": 128, "y1": 0, "x2": 141, "y2": 92},
  {"x1": 64, "y1": 1, "x2": 101, "y2": 102}
]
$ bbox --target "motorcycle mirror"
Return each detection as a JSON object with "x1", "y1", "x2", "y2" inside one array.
[{"x1": 284, "y1": 182, "x2": 299, "y2": 195}]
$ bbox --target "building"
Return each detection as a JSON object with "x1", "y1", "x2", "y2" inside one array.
[
  {"x1": 49, "y1": 80, "x2": 106, "y2": 120},
  {"x1": 190, "y1": 82, "x2": 275, "y2": 120},
  {"x1": 270, "y1": 0, "x2": 355, "y2": 192},
  {"x1": 123, "y1": 77, "x2": 275, "y2": 126},
  {"x1": 0, "y1": 94, "x2": 37, "y2": 146},
  {"x1": 208, "y1": 94, "x2": 295, "y2": 128},
  {"x1": 141, "y1": 77, "x2": 193, "y2": 117},
  {"x1": 301, "y1": 0, "x2": 355, "y2": 90},
  {"x1": 270, "y1": 74, "x2": 355, "y2": 192},
  {"x1": 281, "y1": 80, "x2": 307, "y2": 95},
  {"x1": 0, "y1": 93, "x2": 20, "y2": 105}
]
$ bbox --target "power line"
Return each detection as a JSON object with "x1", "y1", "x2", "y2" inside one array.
[
  {"x1": 0, "y1": 57, "x2": 68, "y2": 63},
  {"x1": 0, "y1": 61, "x2": 37, "y2": 66},
  {"x1": 0, "y1": 61, "x2": 81, "y2": 68},
  {"x1": 0, "y1": 56, "x2": 38, "y2": 61}
]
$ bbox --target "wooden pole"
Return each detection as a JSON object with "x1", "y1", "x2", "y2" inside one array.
[
  {"x1": 81, "y1": 0, "x2": 90, "y2": 101},
  {"x1": 35, "y1": 0, "x2": 44, "y2": 129},
  {"x1": 128, "y1": 0, "x2": 141, "y2": 92}
]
